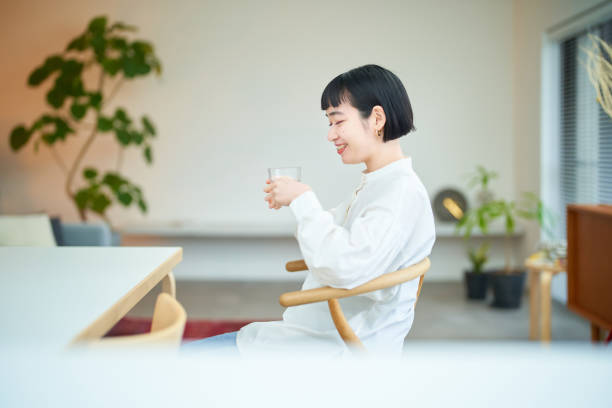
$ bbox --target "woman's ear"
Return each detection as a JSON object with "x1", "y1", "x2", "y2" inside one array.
[{"x1": 371, "y1": 105, "x2": 386, "y2": 134}]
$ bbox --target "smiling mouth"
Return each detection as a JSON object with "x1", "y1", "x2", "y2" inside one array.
[{"x1": 337, "y1": 144, "x2": 347, "y2": 154}]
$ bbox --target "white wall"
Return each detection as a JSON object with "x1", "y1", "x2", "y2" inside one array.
[
  {"x1": 7, "y1": 0, "x2": 593, "y2": 282},
  {"x1": 0, "y1": 0, "x2": 515, "y2": 228}
]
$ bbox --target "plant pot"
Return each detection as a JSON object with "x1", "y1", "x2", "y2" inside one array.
[
  {"x1": 464, "y1": 270, "x2": 489, "y2": 300},
  {"x1": 489, "y1": 270, "x2": 526, "y2": 309}
]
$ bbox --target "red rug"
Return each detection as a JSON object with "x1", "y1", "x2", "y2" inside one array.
[{"x1": 104, "y1": 316, "x2": 273, "y2": 340}]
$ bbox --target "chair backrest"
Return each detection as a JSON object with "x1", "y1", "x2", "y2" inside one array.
[
  {"x1": 281, "y1": 257, "x2": 430, "y2": 307},
  {"x1": 0, "y1": 214, "x2": 57, "y2": 246},
  {"x1": 281, "y1": 257, "x2": 431, "y2": 350},
  {"x1": 86, "y1": 293, "x2": 187, "y2": 349},
  {"x1": 60, "y1": 222, "x2": 113, "y2": 246}
]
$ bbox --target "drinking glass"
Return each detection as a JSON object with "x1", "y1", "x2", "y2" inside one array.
[{"x1": 267, "y1": 166, "x2": 302, "y2": 182}]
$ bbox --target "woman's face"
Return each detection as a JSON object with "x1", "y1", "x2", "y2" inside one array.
[{"x1": 325, "y1": 101, "x2": 379, "y2": 164}]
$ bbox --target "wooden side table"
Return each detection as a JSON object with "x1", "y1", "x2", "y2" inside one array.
[{"x1": 525, "y1": 252, "x2": 566, "y2": 342}]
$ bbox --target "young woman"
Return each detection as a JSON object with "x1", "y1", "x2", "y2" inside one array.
[{"x1": 183, "y1": 64, "x2": 436, "y2": 357}]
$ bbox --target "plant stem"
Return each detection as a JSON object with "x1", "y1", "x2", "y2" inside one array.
[
  {"x1": 99, "y1": 211, "x2": 114, "y2": 231},
  {"x1": 504, "y1": 234, "x2": 511, "y2": 273},
  {"x1": 66, "y1": 70, "x2": 105, "y2": 221},
  {"x1": 49, "y1": 144, "x2": 68, "y2": 175}
]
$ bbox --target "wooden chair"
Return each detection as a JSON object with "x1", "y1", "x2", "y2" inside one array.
[
  {"x1": 279, "y1": 257, "x2": 430, "y2": 350},
  {"x1": 86, "y1": 293, "x2": 187, "y2": 349}
]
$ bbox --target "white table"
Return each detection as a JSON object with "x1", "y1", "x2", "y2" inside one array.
[
  {"x1": 0, "y1": 247, "x2": 182, "y2": 350},
  {"x1": 1, "y1": 342, "x2": 610, "y2": 407}
]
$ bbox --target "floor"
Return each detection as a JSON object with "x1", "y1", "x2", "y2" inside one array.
[{"x1": 127, "y1": 280, "x2": 592, "y2": 342}]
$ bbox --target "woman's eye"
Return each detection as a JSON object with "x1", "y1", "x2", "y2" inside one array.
[{"x1": 329, "y1": 121, "x2": 343, "y2": 127}]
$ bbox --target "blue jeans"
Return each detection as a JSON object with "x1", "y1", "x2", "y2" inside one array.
[{"x1": 181, "y1": 331, "x2": 239, "y2": 355}]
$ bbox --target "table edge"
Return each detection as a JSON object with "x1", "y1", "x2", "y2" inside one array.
[{"x1": 68, "y1": 247, "x2": 183, "y2": 346}]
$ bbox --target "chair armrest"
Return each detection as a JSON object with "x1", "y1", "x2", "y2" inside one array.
[
  {"x1": 279, "y1": 257, "x2": 430, "y2": 307},
  {"x1": 285, "y1": 259, "x2": 308, "y2": 272}
]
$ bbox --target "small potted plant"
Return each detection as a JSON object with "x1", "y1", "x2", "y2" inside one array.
[
  {"x1": 455, "y1": 166, "x2": 497, "y2": 300},
  {"x1": 464, "y1": 242, "x2": 490, "y2": 299},
  {"x1": 457, "y1": 167, "x2": 556, "y2": 308}
]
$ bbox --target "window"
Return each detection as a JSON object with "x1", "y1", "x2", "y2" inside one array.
[{"x1": 557, "y1": 18, "x2": 612, "y2": 239}]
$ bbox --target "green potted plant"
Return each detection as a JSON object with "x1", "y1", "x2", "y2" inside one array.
[
  {"x1": 456, "y1": 166, "x2": 497, "y2": 300},
  {"x1": 457, "y1": 167, "x2": 557, "y2": 307},
  {"x1": 464, "y1": 242, "x2": 490, "y2": 299},
  {"x1": 8, "y1": 15, "x2": 161, "y2": 237}
]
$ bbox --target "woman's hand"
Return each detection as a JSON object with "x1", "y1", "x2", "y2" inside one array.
[{"x1": 263, "y1": 177, "x2": 312, "y2": 210}]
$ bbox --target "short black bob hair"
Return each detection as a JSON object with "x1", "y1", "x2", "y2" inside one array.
[{"x1": 320, "y1": 64, "x2": 415, "y2": 142}]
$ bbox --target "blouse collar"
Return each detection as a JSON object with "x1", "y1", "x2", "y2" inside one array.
[{"x1": 361, "y1": 156, "x2": 412, "y2": 183}]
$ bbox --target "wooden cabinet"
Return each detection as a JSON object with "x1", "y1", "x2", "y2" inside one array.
[{"x1": 566, "y1": 205, "x2": 612, "y2": 341}]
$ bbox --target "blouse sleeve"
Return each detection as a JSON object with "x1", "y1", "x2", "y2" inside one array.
[
  {"x1": 289, "y1": 188, "x2": 421, "y2": 289},
  {"x1": 293, "y1": 203, "x2": 341, "y2": 239}
]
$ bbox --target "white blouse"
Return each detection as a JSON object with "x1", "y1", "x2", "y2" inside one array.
[{"x1": 236, "y1": 157, "x2": 436, "y2": 357}]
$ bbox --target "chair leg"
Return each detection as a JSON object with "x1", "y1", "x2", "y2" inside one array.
[
  {"x1": 415, "y1": 275, "x2": 425, "y2": 305},
  {"x1": 161, "y1": 271, "x2": 176, "y2": 298},
  {"x1": 529, "y1": 268, "x2": 541, "y2": 341},
  {"x1": 328, "y1": 298, "x2": 364, "y2": 350},
  {"x1": 540, "y1": 271, "x2": 553, "y2": 342}
]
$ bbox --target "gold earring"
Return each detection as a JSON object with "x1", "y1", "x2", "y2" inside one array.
[{"x1": 377, "y1": 129, "x2": 382, "y2": 137}]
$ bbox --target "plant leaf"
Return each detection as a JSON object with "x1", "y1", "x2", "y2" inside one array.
[
  {"x1": 144, "y1": 145, "x2": 152, "y2": 164},
  {"x1": 109, "y1": 22, "x2": 137, "y2": 32},
  {"x1": 41, "y1": 133, "x2": 56, "y2": 145},
  {"x1": 108, "y1": 37, "x2": 128, "y2": 50},
  {"x1": 45, "y1": 55, "x2": 64, "y2": 71},
  {"x1": 70, "y1": 102, "x2": 87, "y2": 120},
  {"x1": 91, "y1": 193, "x2": 112, "y2": 214},
  {"x1": 152, "y1": 59, "x2": 162, "y2": 75},
  {"x1": 142, "y1": 116, "x2": 156, "y2": 135},
  {"x1": 9, "y1": 126, "x2": 31, "y2": 151},
  {"x1": 52, "y1": 117, "x2": 73, "y2": 140},
  {"x1": 102, "y1": 58, "x2": 122, "y2": 76},
  {"x1": 91, "y1": 33, "x2": 106, "y2": 60},
  {"x1": 83, "y1": 168, "x2": 98, "y2": 180},
  {"x1": 102, "y1": 172, "x2": 124, "y2": 192},
  {"x1": 118, "y1": 192, "x2": 133, "y2": 206},
  {"x1": 89, "y1": 92, "x2": 102, "y2": 109},
  {"x1": 27, "y1": 56, "x2": 64, "y2": 86},
  {"x1": 138, "y1": 198, "x2": 148, "y2": 213},
  {"x1": 116, "y1": 129, "x2": 130, "y2": 145},
  {"x1": 133, "y1": 41, "x2": 153, "y2": 55},
  {"x1": 114, "y1": 108, "x2": 130, "y2": 124},
  {"x1": 46, "y1": 87, "x2": 66, "y2": 109},
  {"x1": 66, "y1": 35, "x2": 88, "y2": 51},
  {"x1": 61, "y1": 59, "x2": 83, "y2": 76},
  {"x1": 122, "y1": 56, "x2": 139, "y2": 77},
  {"x1": 28, "y1": 67, "x2": 50, "y2": 87},
  {"x1": 97, "y1": 116, "x2": 113, "y2": 132},
  {"x1": 505, "y1": 214, "x2": 515, "y2": 234},
  {"x1": 74, "y1": 189, "x2": 90, "y2": 210},
  {"x1": 88, "y1": 16, "x2": 107, "y2": 35},
  {"x1": 132, "y1": 131, "x2": 144, "y2": 145}
]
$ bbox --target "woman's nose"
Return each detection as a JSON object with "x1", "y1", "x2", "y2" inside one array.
[{"x1": 327, "y1": 128, "x2": 336, "y2": 142}]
